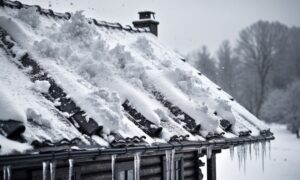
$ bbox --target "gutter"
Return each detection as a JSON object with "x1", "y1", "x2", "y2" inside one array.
[{"x1": 0, "y1": 135, "x2": 274, "y2": 166}]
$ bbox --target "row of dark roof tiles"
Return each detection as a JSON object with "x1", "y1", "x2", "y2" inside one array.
[{"x1": 1, "y1": 0, "x2": 150, "y2": 33}]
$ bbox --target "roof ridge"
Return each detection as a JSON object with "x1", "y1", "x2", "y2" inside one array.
[{"x1": 1, "y1": 0, "x2": 150, "y2": 34}]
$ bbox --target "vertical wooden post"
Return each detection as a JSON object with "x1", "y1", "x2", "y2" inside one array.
[
  {"x1": 207, "y1": 152, "x2": 217, "y2": 180},
  {"x1": 196, "y1": 151, "x2": 205, "y2": 180}
]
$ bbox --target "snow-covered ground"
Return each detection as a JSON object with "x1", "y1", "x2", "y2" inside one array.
[{"x1": 216, "y1": 124, "x2": 300, "y2": 180}]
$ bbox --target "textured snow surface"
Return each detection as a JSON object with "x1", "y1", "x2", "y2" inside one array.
[
  {"x1": 0, "y1": 86, "x2": 26, "y2": 123},
  {"x1": 0, "y1": 135, "x2": 32, "y2": 155},
  {"x1": 0, "y1": 5, "x2": 269, "y2": 154},
  {"x1": 31, "y1": 80, "x2": 51, "y2": 93}
]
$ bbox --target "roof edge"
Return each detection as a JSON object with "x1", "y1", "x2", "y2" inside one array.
[{"x1": 0, "y1": 135, "x2": 275, "y2": 166}]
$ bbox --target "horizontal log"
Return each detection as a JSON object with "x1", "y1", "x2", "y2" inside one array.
[
  {"x1": 1, "y1": 169, "x2": 30, "y2": 179},
  {"x1": 141, "y1": 156, "x2": 161, "y2": 167},
  {"x1": 141, "y1": 173, "x2": 162, "y2": 180},
  {"x1": 81, "y1": 171, "x2": 112, "y2": 180},
  {"x1": 141, "y1": 176, "x2": 162, "y2": 180},
  {"x1": 183, "y1": 152, "x2": 196, "y2": 159},
  {"x1": 184, "y1": 168, "x2": 195, "y2": 177},
  {"x1": 80, "y1": 161, "x2": 111, "y2": 174},
  {"x1": 184, "y1": 176, "x2": 197, "y2": 180},
  {"x1": 184, "y1": 161, "x2": 195, "y2": 169},
  {"x1": 140, "y1": 166, "x2": 161, "y2": 176}
]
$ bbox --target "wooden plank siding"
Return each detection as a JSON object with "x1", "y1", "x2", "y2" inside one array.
[{"x1": 0, "y1": 150, "x2": 204, "y2": 180}]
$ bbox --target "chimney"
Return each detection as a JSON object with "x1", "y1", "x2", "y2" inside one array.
[{"x1": 132, "y1": 11, "x2": 159, "y2": 36}]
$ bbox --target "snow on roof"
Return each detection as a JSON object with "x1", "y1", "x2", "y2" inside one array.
[{"x1": 0, "y1": 0, "x2": 273, "y2": 155}]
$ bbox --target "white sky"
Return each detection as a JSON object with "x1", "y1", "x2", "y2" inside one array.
[{"x1": 21, "y1": 0, "x2": 300, "y2": 55}]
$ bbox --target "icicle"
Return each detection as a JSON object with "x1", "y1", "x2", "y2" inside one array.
[
  {"x1": 134, "y1": 153, "x2": 141, "y2": 180},
  {"x1": 50, "y1": 161, "x2": 56, "y2": 180},
  {"x1": 268, "y1": 141, "x2": 271, "y2": 160},
  {"x1": 111, "y1": 154, "x2": 116, "y2": 180},
  {"x1": 242, "y1": 144, "x2": 247, "y2": 174},
  {"x1": 261, "y1": 141, "x2": 266, "y2": 172},
  {"x1": 206, "y1": 146, "x2": 212, "y2": 159},
  {"x1": 198, "y1": 147, "x2": 205, "y2": 154},
  {"x1": 6, "y1": 166, "x2": 11, "y2": 180},
  {"x1": 165, "y1": 150, "x2": 171, "y2": 180},
  {"x1": 3, "y1": 166, "x2": 7, "y2": 180},
  {"x1": 68, "y1": 159, "x2": 74, "y2": 180},
  {"x1": 229, "y1": 145, "x2": 234, "y2": 160},
  {"x1": 249, "y1": 143, "x2": 252, "y2": 160},
  {"x1": 237, "y1": 145, "x2": 242, "y2": 171},
  {"x1": 197, "y1": 147, "x2": 201, "y2": 154},
  {"x1": 254, "y1": 142, "x2": 260, "y2": 160},
  {"x1": 42, "y1": 162, "x2": 48, "y2": 180},
  {"x1": 170, "y1": 149, "x2": 175, "y2": 180}
]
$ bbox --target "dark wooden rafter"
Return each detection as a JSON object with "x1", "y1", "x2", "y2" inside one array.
[
  {"x1": 122, "y1": 99, "x2": 163, "y2": 137},
  {"x1": 206, "y1": 149, "x2": 221, "y2": 180},
  {"x1": 152, "y1": 90, "x2": 201, "y2": 134},
  {"x1": 110, "y1": 133, "x2": 148, "y2": 148},
  {"x1": 0, "y1": 120, "x2": 25, "y2": 141},
  {"x1": 219, "y1": 116, "x2": 252, "y2": 137},
  {"x1": 0, "y1": 27, "x2": 101, "y2": 136}
]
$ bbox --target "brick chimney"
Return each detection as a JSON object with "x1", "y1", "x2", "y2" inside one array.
[{"x1": 133, "y1": 11, "x2": 159, "y2": 36}]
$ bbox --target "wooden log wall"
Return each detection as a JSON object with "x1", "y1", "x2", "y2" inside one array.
[{"x1": 0, "y1": 149, "x2": 205, "y2": 180}]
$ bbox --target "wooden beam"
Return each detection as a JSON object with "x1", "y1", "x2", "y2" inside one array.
[{"x1": 207, "y1": 152, "x2": 217, "y2": 180}]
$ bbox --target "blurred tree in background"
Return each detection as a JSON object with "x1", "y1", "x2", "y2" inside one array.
[
  {"x1": 236, "y1": 21, "x2": 288, "y2": 117},
  {"x1": 187, "y1": 20, "x2": 300, "y2": 137},
  {"x1": 187, "y1": 45, "x2": 217, "y2": 82},
  {"x1": 217, "y1": 40, "x2": 239, "y2": 96},
  {"x1": 262, "y1": 81, "x2": 300, "y2": 138}
]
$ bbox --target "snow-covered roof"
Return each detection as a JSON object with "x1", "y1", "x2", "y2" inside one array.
[{"x1": 0, "y1": 0, "x2": 274, "y2": 156}]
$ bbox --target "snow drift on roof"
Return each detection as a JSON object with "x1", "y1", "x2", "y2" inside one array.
[{"x1": 0, "y1": 3, "x2": 271, "y2": 155}]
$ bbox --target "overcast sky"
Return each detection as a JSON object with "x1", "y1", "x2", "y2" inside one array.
[{"x1": 22, "y1": 0, "x2": 300, "y2": 55}]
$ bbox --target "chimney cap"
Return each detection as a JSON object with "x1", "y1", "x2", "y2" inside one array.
[
  {"x1": 138, "y1": 11, "x2": 155, "y2": 15},
  {"x1": 137, "y1": 11, "x2": 156, "y2": 20}
]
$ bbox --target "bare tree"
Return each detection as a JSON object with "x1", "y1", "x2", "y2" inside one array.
[{"x1": 237, "y1": 21, "x2": 288, "y2": 117}]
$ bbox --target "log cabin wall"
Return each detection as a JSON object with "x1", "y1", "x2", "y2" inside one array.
[{"x1": 0, "y1": 150, "x2": 205, "y2": 180}]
